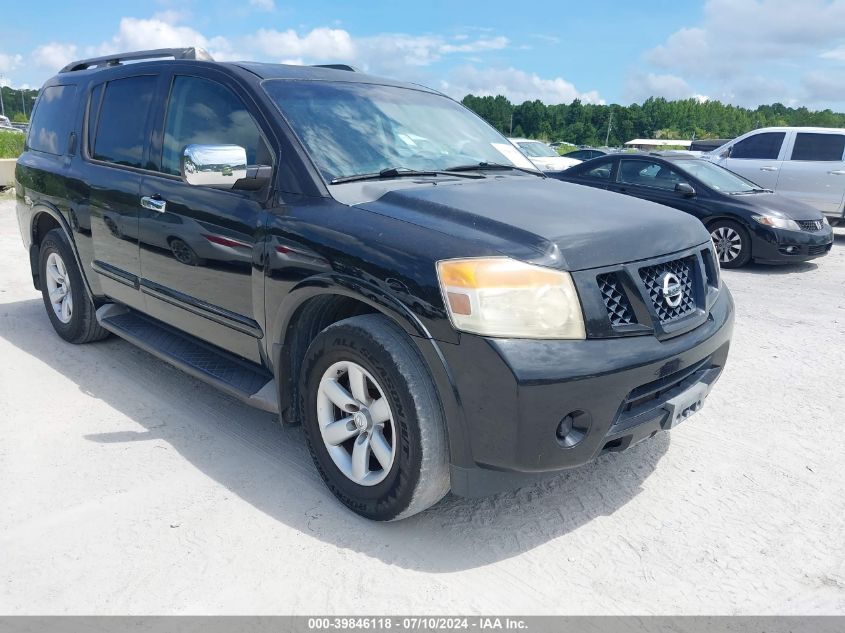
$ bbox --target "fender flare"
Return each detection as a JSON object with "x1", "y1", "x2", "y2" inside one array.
[
  {"x1": 28, "y1": 203, "x2": 95, "y2": 300},
  {"x1": 268, "y1": 273, "x2": 473, "y2": 468}
]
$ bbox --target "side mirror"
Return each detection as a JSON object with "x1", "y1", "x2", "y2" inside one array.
[
  {"x1": 719, "y1": 146, "x2": 732, "y2": 159},
  {"x1": 675, "y1": 182, "x2": 696, "y2": 197},
  {"x1": 182, "y1": 144, "x2": 247, "y2": 188}
]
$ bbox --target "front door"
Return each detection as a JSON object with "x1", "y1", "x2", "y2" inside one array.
[
  {"x1": 719, "y1": 130, "x2": 787, "y2": 190},
  {"x1": 610, "y1": 158, "x2": 702, "y2": 218},
  {"x1": 137, "y1": 71, "x2": 275, "y2": 362}
]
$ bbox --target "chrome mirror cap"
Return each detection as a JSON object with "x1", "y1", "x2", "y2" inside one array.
[{"x1": 182, "y1": 144, "x2": 247, "y2": 188}]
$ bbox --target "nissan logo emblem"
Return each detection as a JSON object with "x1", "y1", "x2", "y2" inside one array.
[{"x1": 662, "y1": 273, "x2": 683, "y2": 308}]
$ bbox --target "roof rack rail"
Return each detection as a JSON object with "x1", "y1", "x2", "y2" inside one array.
[
  {"x1": 60, "y1": 47, "x2": 214, "y2": 73},
  {"x1": 310, "y1": 64, "x2": 359, "y2": 72}
]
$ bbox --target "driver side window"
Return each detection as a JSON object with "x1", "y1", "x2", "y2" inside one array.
[
  {"x1": 618, "y1": 159, "x2": 687, "y2": 190},
  {"x1": 160, "y1": 75, "x2": 271, "y2": 176}
]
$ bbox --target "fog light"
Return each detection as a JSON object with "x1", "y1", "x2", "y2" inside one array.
[
  {"x1": 556, "y1": 410, "x2": 591, "y2": 448},
  {"x1": 786, "y1": 246, "x2": 796, "y2": 253}
]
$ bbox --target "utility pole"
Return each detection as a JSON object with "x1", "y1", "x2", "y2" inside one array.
[
  {"x1": 0, "y1": 74, "x2": 5, "y2": 117},
  {"x1": 605, "y1": 111, "x2": 613, "y2": 147},
  {"x1": 20, "y1": 88, "x2": 26, "y2": 119},
  {"x1": 509, "y1": 113, "x2": 513, "y2": 135}
]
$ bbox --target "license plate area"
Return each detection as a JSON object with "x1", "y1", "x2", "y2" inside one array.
[{"x1": 663, "y1": 381, "x2": 709, "y2": 429}]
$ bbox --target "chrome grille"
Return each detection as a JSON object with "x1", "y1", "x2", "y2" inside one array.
[
  {"x1": 597, "y1": 273, "x2": 636, "y2": 326},
  {"x1": 639, "y1": 257, "x2": 697, "y2": 323},
  {"x1": 798, "y1": 219, "x2": 824, "y2": 232}
]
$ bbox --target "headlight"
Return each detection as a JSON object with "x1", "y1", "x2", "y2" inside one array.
[
  {"x1": 751, "y1": 214, "x2": 800, "y2": 231},
  {"x1": 436, "y1": 257, "x2": 586, "y2": 339},
  {"x1": 822, "y1": 216, "x2": 830, "y2": 226}
]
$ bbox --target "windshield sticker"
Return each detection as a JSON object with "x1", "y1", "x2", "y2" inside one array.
[{"x1": 491, "y1": 143, "x2": 539, "y2": 170}]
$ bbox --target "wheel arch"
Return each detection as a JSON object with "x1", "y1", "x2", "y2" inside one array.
[
  {"x1": 268, "y1": 275, "x2": 472, "y2": 468},
  {"x1": 28, "y1": 204, "x2": 92, "y2": 296}
]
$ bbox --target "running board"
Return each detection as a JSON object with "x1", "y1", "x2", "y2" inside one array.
[{"x1": 96, "y1": 304, "x2": 278, "y2": 413}]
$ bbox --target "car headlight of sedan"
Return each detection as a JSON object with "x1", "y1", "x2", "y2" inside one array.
[
  {"x1": 822, "y1": 216, "x2": 830, "y2": 226},
  {"x1": 436, "y1": 257, "x2": 586, "y2": 339},
  {"x1": 751, "y1": 214, "x2": 801, "y2": 231}
]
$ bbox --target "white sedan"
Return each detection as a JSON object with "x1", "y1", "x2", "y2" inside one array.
[{"x1": 508, "y1": 138, "x2": 581, "y2": 172}]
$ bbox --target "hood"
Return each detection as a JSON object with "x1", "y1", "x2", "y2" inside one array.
[
  {"x1": 344, "y1": 176, "x2": 710, "y2": 271},
  {"x1": 727, "y1": 191, "x2": 826, "y2": 220}
]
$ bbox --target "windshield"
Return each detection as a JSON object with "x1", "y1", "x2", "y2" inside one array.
[
  {"x1": 263, "y1": 80, "x2": 534, "y2": 182},
  {"x1": 517, "y1": 141, "x2": 559, "y2": 158},
  {"x1": 680, "y1": 160, "x2": 761, "y2": 193}
]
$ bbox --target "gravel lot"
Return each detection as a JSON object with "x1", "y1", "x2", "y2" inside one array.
[{"x1": 1, "y1": 191, "x2": 844, "y2": 615}]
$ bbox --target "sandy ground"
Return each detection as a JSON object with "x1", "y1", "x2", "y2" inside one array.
[{"x1": 1, "y1": 190, "x2": 844, "y2": 615}]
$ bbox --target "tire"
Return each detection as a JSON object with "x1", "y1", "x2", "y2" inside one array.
[
  {"x1": 709, "y1": 219, "x2": 752, "y2": 269},
  {"x1": 39, "y1": 229, "x2": 110, "y2": 344},
  {"x1": 299, "y1": 314, "x2": 450, "y2": 521}
]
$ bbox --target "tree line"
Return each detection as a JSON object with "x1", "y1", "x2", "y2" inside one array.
[
  {"x1": 0, "y1": 87, "x2": 39, "y2": 122},
  {"x1": 461, "y1": 94, "x2": 845, "y2": 146}
]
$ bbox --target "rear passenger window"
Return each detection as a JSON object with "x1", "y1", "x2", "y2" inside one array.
[
  {"x1": 91, "y1": 75, "x2": 156, "y2": 168},
  {"x1": 790, "y1": 133, "x2": 845, "y2": 161},
  {"x1": 160, "y1": 75, "x2": 269, "y2": 176},
  {"x1": 28, "y1": 84, "x2": 77, "y2": 155},
  {"x1": 730, "y1": 132, "x2": 785, "y2": 160}
]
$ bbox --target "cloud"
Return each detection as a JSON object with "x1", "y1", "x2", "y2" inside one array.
[
  {"x1": 253, "y1": 27, "x2": 355, "y2": 62},
  {"x1": 443, "y1": 66, "x2": 604, "y2": 105},
  {"x1": 249, "y1": 0, "x2": 275, "y2": 10},
  {"x1": 0, "y1": 52, "x2": 24, "y2": 74},
  {"x1": 625, "y1": 72, "x2": 697, "y2": 102},
  {"x1": 92, "y1": 16, "x2": 235, "y2": 60},
  {"x1": 634, "y1": 0, "x2": 845, "y2": 108},
  {"x1": 31, "y1": 43, "x2": 78, "y2": 72}
]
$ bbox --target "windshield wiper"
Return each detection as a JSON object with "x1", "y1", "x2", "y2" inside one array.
[
  {"x1": 331, "y1": 166, "x2": 484, "y2": 185},
  {"x1": 728, "y1": 187, "x2": 773, "y2": 195},
  {"x1": 445, "y1": 161, "x2": 546, "y2": 178}
]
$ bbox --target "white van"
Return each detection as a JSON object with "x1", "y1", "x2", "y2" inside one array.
[{"x1": 709, "y1": 127, "x2": 845, "y2": 224}]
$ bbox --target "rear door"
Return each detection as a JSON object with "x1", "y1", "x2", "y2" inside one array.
[
  {"x1": 720, "y1": 130, "x2": 787, "y2": 190},
  {"x1": 777, "y1": 131, "x2": 845, "y2": 216},
  {"x1": 85, "y1": 72, "x2": 160, "y2": 309},
  {"x1": 137, "y1": 68, "x2": 275, "y2": 362}
]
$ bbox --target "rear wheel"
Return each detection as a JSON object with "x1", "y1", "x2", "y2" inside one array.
[
  {"x1": 709, "y1": 219, "x2": 751, "y2": 268},
  {"x1": 39, "y1": 229, "x2": 109, "y2": 344},
  {"x1": 299, "y1": 314, "x2": 450, "y2": 521}
]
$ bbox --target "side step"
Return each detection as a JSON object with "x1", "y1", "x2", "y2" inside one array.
[{"x1": 96, "y1": 304, "x2": 278, "y2": 413}]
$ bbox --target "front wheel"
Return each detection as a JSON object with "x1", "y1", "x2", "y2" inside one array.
[
  {"x1": 299, "y1": 314, "x2": 450, "y2": 521},
  {"x1": 709, "y1": 220, "x2": 751, "y2": 269}
]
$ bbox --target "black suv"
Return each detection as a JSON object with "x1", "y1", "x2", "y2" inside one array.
[{"x1": 15, "y1": 48, "x2": 734, "y2": 520}]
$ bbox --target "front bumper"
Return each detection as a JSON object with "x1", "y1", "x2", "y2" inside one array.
[
  {"x1": 442, "y1": 287, "x2": 734, "y2": 497},
  {"x1": 751, "y1": 224, "x2": 833, "y2": 263}
]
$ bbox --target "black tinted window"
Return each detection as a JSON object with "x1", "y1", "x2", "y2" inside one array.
[
  {"x1": 790, "y1": 133, "x2": 845, "y2": 161},
  {"x1": 731, "y1": 132, "x2": 785, "y2": 159},
  {"x1": 161, "y1": 76, "x2": 268, "y2": 176},
  {"x1": 86, "y1": 83, "x2": 103, "y2": 153},
  {"x1": 92, "y1": 75, "x2": 156, "y2": 168},
  {"x1": 581, "y1": 160, "x2": 612, "y2": 180},
  {"x1": 28, "y1": 84, "x2": 77, "y2": 155},
  {"x1": 618, "y1": 159, "x2": 686, "y2": 190}
]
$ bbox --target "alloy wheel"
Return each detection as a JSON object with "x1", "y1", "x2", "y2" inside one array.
[
  {"x1": 44, "y1": 252, "x2": 73, "y2": 324},
  {"x1": 711, "y1": 226, "x2": 743, "y2": 264},
  {"x1": 316, "y1": 360, "x2": 397, "y2": 486}
]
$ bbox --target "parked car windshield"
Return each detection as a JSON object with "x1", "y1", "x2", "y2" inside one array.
[
  {"x1": 517, "y1": 141, "x2": 559, "y2": 158},
  {"x1": 679, "y1": 160, "x2": 760, "y2": 193},
  {"x1": 263, "y1": 80, "x2": 528, "y2": 182}
]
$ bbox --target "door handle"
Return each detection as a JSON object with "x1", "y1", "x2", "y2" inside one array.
[
  {"x1": 140, "y1": 195, "x2": 167, "y2": 213},
  {"x1": 759, "y1": 166, "x2": 779, "y2": 172},
  {"x1": 828, "y1": 170, "x2": 845, "y2": 175}
]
